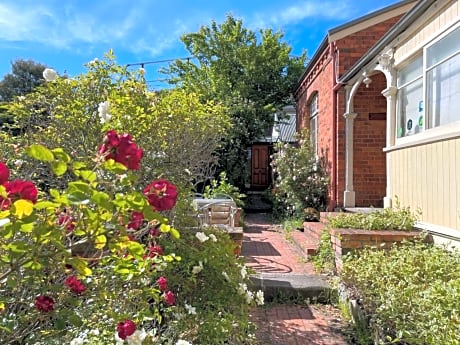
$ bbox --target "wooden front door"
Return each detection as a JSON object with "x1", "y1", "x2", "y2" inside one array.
[{"x1": 251, "y1": 145, "x2": 269, "y2": 188}]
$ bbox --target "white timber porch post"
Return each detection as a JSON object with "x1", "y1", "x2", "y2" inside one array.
[
  {"x1": 377, "y1": 51, "x2": 397, "y2": 209},
  {"x1": 343, "y1": 82, "x2": 360, "y2": 208},
  {"x1": 343, "y1": 110, "x2": 357, "y2": 207},
  {"x1": 382, "y1": 86, "x2": 397, "y2": 208}
]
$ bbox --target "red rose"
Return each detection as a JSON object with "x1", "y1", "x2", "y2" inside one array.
[
  {"x1": 0, "y1": 162, "x2": 9, "y2": 185},
  {"x1": 148, "y1": 244, "x2": 163, "y2": 258},
  {"x1": 116, "y1": 319, "x2": 136, "y2": 340},
  {"x1": 64, "y1": 275, "x2": 86, "y2": 295},
  {"x1": 35, "y1": 295, "x2": 54, "y2": 312},
  {"x1": 143, "y1": 179, "x2": 178, "y2": 211},
  {"x1": 164, "y1": 290, "x2": 175, "y2": 306},
  {"x1": 157, "y1": 276, "x2": 168, "y2": 291},
  {"x1": 1, "y1": 180, "x2": 38, "y2": 209},
  {"x1": 98, "y1": 130, "x2": 143, "y2": 170},
  {"x1": 58, "y1": 215, "x2": 76, "y2": 232},
  {"x1": 127, "y1": 211, "x2": 144, "y2": 230}
]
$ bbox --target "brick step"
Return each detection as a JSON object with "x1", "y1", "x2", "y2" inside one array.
[
  {"x1": 302, "y1": 221, "x2": 326, "y2": 242},
  {"x1": 320, "y1": 211, "x2": 344, "y2": 223},
  {"x1": 290, "y1": 229, "x2": 321, "y2": 256}
]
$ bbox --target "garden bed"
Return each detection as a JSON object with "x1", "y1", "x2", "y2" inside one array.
[{"x1": 330, "y1": 228, "x2": 433, "y2": 270}]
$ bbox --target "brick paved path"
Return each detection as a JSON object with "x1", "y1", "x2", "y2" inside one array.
[{"x1": 242, "y1": 213, "x2": 350, "y2": 345}]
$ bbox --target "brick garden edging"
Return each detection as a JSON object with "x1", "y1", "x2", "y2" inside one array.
[{"x1": 330, "y1": 228, "x2": 433, "y2": 270}]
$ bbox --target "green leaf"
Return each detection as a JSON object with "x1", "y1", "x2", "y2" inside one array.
[
  {"x1": 78, "y1": 170, "x2": 97, "y2": 183},
  {"x1": 51, "y1": 161, "x2": 68, "y2": 176},
  {"x1": 51, "y1": 148, "x2": 71, "y2": 163},
  {"x1": 23, "y1": 259, "x2": 42, "y2": 270},
  {"x1": 19, "y1": 221, "x2": 34, "y2": 233},
  {"x1": 54, "y1": 318, "x2": 66, "y2": 330},
  {"x1": 67, "y1": 257, "x2": 92, "y2": 276},
  {"x1": 6, "y1": 241, "x2": 29, "y2": 254},
  {"x1": 170, "y1": 227, "x2": 180, "y2": 239},
  {"x1": 142, "y1": 205, "x2": 165, "y2": 222},
  {"x1": 34, "y1": 201, "x2": 60, "y2": 210},
  {"x1": 126, "y1": 241, "x2": 145, "y2": 259},
  {"x1": 73, "y1": 162, "x2": 87, "y2": 170},
  {"x1": 94, "y1": 234, "x2": 107, "y2": 249},
  {"x1": 91, "y1": 191, "x2": 113, "y2": 210},
  {"x1": 26, "y1": 144, "x2": 54, "y2": 162},
  {"x1": 67, "y1": 181, "x2": 91, "y2": 203},
  {"x1": 67, "y1": 313, "x2": 83, "y2": 327},
  {"x1": 103, "y1": 159, "x2": 127, "y2": 174}
]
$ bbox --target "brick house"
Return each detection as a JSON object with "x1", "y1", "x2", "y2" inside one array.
[
  {"x1": 294, "y1": 0, "x2": 417, "y2": 211},
  {"x1": 295, "y1": 0, "x2": 460, "y2": 247}
]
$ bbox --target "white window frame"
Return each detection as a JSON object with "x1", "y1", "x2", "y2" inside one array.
[
  {"x1": 425, "y1": 25, "x2": 460, "y2": 129},
  {"x1": 309, "y1": 93, "x2": 318, "y2": 157},
  {"x1": 394, "y1": 23, "x2": 460, "y2": 147}
]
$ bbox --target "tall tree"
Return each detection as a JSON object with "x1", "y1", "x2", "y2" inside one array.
[
  {"x1": 164, "y1": 15, "x2": 306, "y2": 188},
  {"x1": 0, "y1": 59, "x2": 47, "y2": 101}
]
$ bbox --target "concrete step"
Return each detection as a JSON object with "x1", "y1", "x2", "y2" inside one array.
[{"x1": 250, "y1": 273, "x2": 334, "y2": 303}]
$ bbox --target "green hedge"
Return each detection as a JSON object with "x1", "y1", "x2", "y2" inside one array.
[{"x1": 341, "y1": 241, "x2": 460, "y2": 345}]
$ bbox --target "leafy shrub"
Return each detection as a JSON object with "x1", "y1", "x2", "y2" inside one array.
[
  {"x1": 0, "y1": 65, "x2": 261, "y2": 345},
  {"x1": 329, "y1": 201, "x2": 419, "y2": 231},
  {"x1": 311, "y1": 229, "x2": 336, "y2": 275},
  {"x1": 341, "y1": 241, "x2": 460, "y2": 345},
  {"x1": 203, "y1": 171, "x2": 246, "y2": 207},
  {"x1": 271, "y1": 129, "x2": 329, "y2": 219},
  {"x1": 3, "y1": 52, "x2": 230, "y2": 193}
]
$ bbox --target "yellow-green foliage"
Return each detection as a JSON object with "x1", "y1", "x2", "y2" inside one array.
[{"x1": 4, "y1": 51, "x2": 231, "y2": 190}]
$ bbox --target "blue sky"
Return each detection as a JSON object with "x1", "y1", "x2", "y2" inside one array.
[{"x1": 0, "y1": 0, "x2": 400, "y2": 89}]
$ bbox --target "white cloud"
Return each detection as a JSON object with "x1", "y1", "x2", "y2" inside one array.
[
  {"x1": 0, "y1": 1, "x2": 190, "y2": 57},
  {"x1": 250, "y1": 0, "x2": 352, "y2": 29}
]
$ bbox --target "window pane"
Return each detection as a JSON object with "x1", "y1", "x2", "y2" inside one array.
[
  {"x1": 427, "y1": 27, "x2": 460, "y2": 67},
  {"x1": 427, "y1": 52, "x2": 460, "y2": 127},
  {"x1": 397, "y1": 78, "x2": 424, "y2": 137},
  {"x1": 309, "y1": 94, "x2": 318, "y2": 116},
  {"x1": 310, "y1": 116, "x2": 317, "y2": 156},
  {"x1": 397, "y1": 55, "x2": 423, "y2": 86}
]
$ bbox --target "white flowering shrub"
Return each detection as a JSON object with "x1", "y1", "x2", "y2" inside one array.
[{"x1": 271, "y1": 129, "x2": 329, "y2": 219}]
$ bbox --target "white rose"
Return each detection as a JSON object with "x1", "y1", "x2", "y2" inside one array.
[
  {"x1": 176, "y1": 340, "x2": 192, "y2": 345},
  {"x1": 98, "y1": 101, "x2": 111, "y2": 124},
  {"x1": 126, "y1": 329, "x2": 147, "y2": 345},
  {"x1": 184, "y1": 303, "x2": 196, "y2": 315},
  {"x1": 43, "y1": 68, "x2": 57, "y2": 82},
  {"x1": 195, "y1": 232, "x2": 209, "y2": 243},
  {"x1": 255, "y1": 290, "x2": 264, "y2": 305},
  {"x1": 209, "y1": 234, "x2": 217, "y2": 242}
]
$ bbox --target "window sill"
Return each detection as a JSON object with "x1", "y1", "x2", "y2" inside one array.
[{"x1": 384, "y1": 122, "x2": 460, "y2": 152}]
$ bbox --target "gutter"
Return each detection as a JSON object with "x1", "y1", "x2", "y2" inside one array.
[
  {"x1": 339, "y1": 0, "x2": 436, "y2": 83},
  {"x1": 293, "y1": 37, "x2": 328, "y2": 94}
]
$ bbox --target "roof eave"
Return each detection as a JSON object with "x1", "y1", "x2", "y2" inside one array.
[{"x1": 339, "y1": 0, "x2": 437, "y2": 84}]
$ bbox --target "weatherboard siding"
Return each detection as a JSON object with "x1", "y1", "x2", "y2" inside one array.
[
  {"x1": 393, "y1": 0, "x2": 459, "y2": 65},
  {"x1": 388, "y1": 138, "x2": 460, "y2": 231},
  {"x1": 387, "y1": 0, "x2": 460, "y2": 234}
]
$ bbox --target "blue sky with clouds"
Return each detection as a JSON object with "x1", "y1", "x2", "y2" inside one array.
[{"x1": 0, "y1": 0, "x2": 400, "y2": 89}]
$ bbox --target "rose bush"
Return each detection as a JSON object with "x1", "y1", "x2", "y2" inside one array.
[
  {"x1": 271, "y1": 129, "x2": 329, "y2": 219},
  {"x1": 0, "y1": 60, "x2": 262, "y2": 345}
]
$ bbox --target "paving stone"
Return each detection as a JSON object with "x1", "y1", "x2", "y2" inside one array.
[{"x1": 242, "y1": 213, "x2": 350, "y2": 345}]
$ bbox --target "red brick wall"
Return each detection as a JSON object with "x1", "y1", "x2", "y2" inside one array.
[
  {"x1": 352, "y1": 73, "x2": 387, "y2": 207},
  {"x1": 335, "y1": 17, "x2": 403, "y2": 77},
  {"x1": 295, "y1": 48, "x2": 336, "y2": 206},
  {"x1": 295, "y1": 14, "x2": 405, "y2": 210}
]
